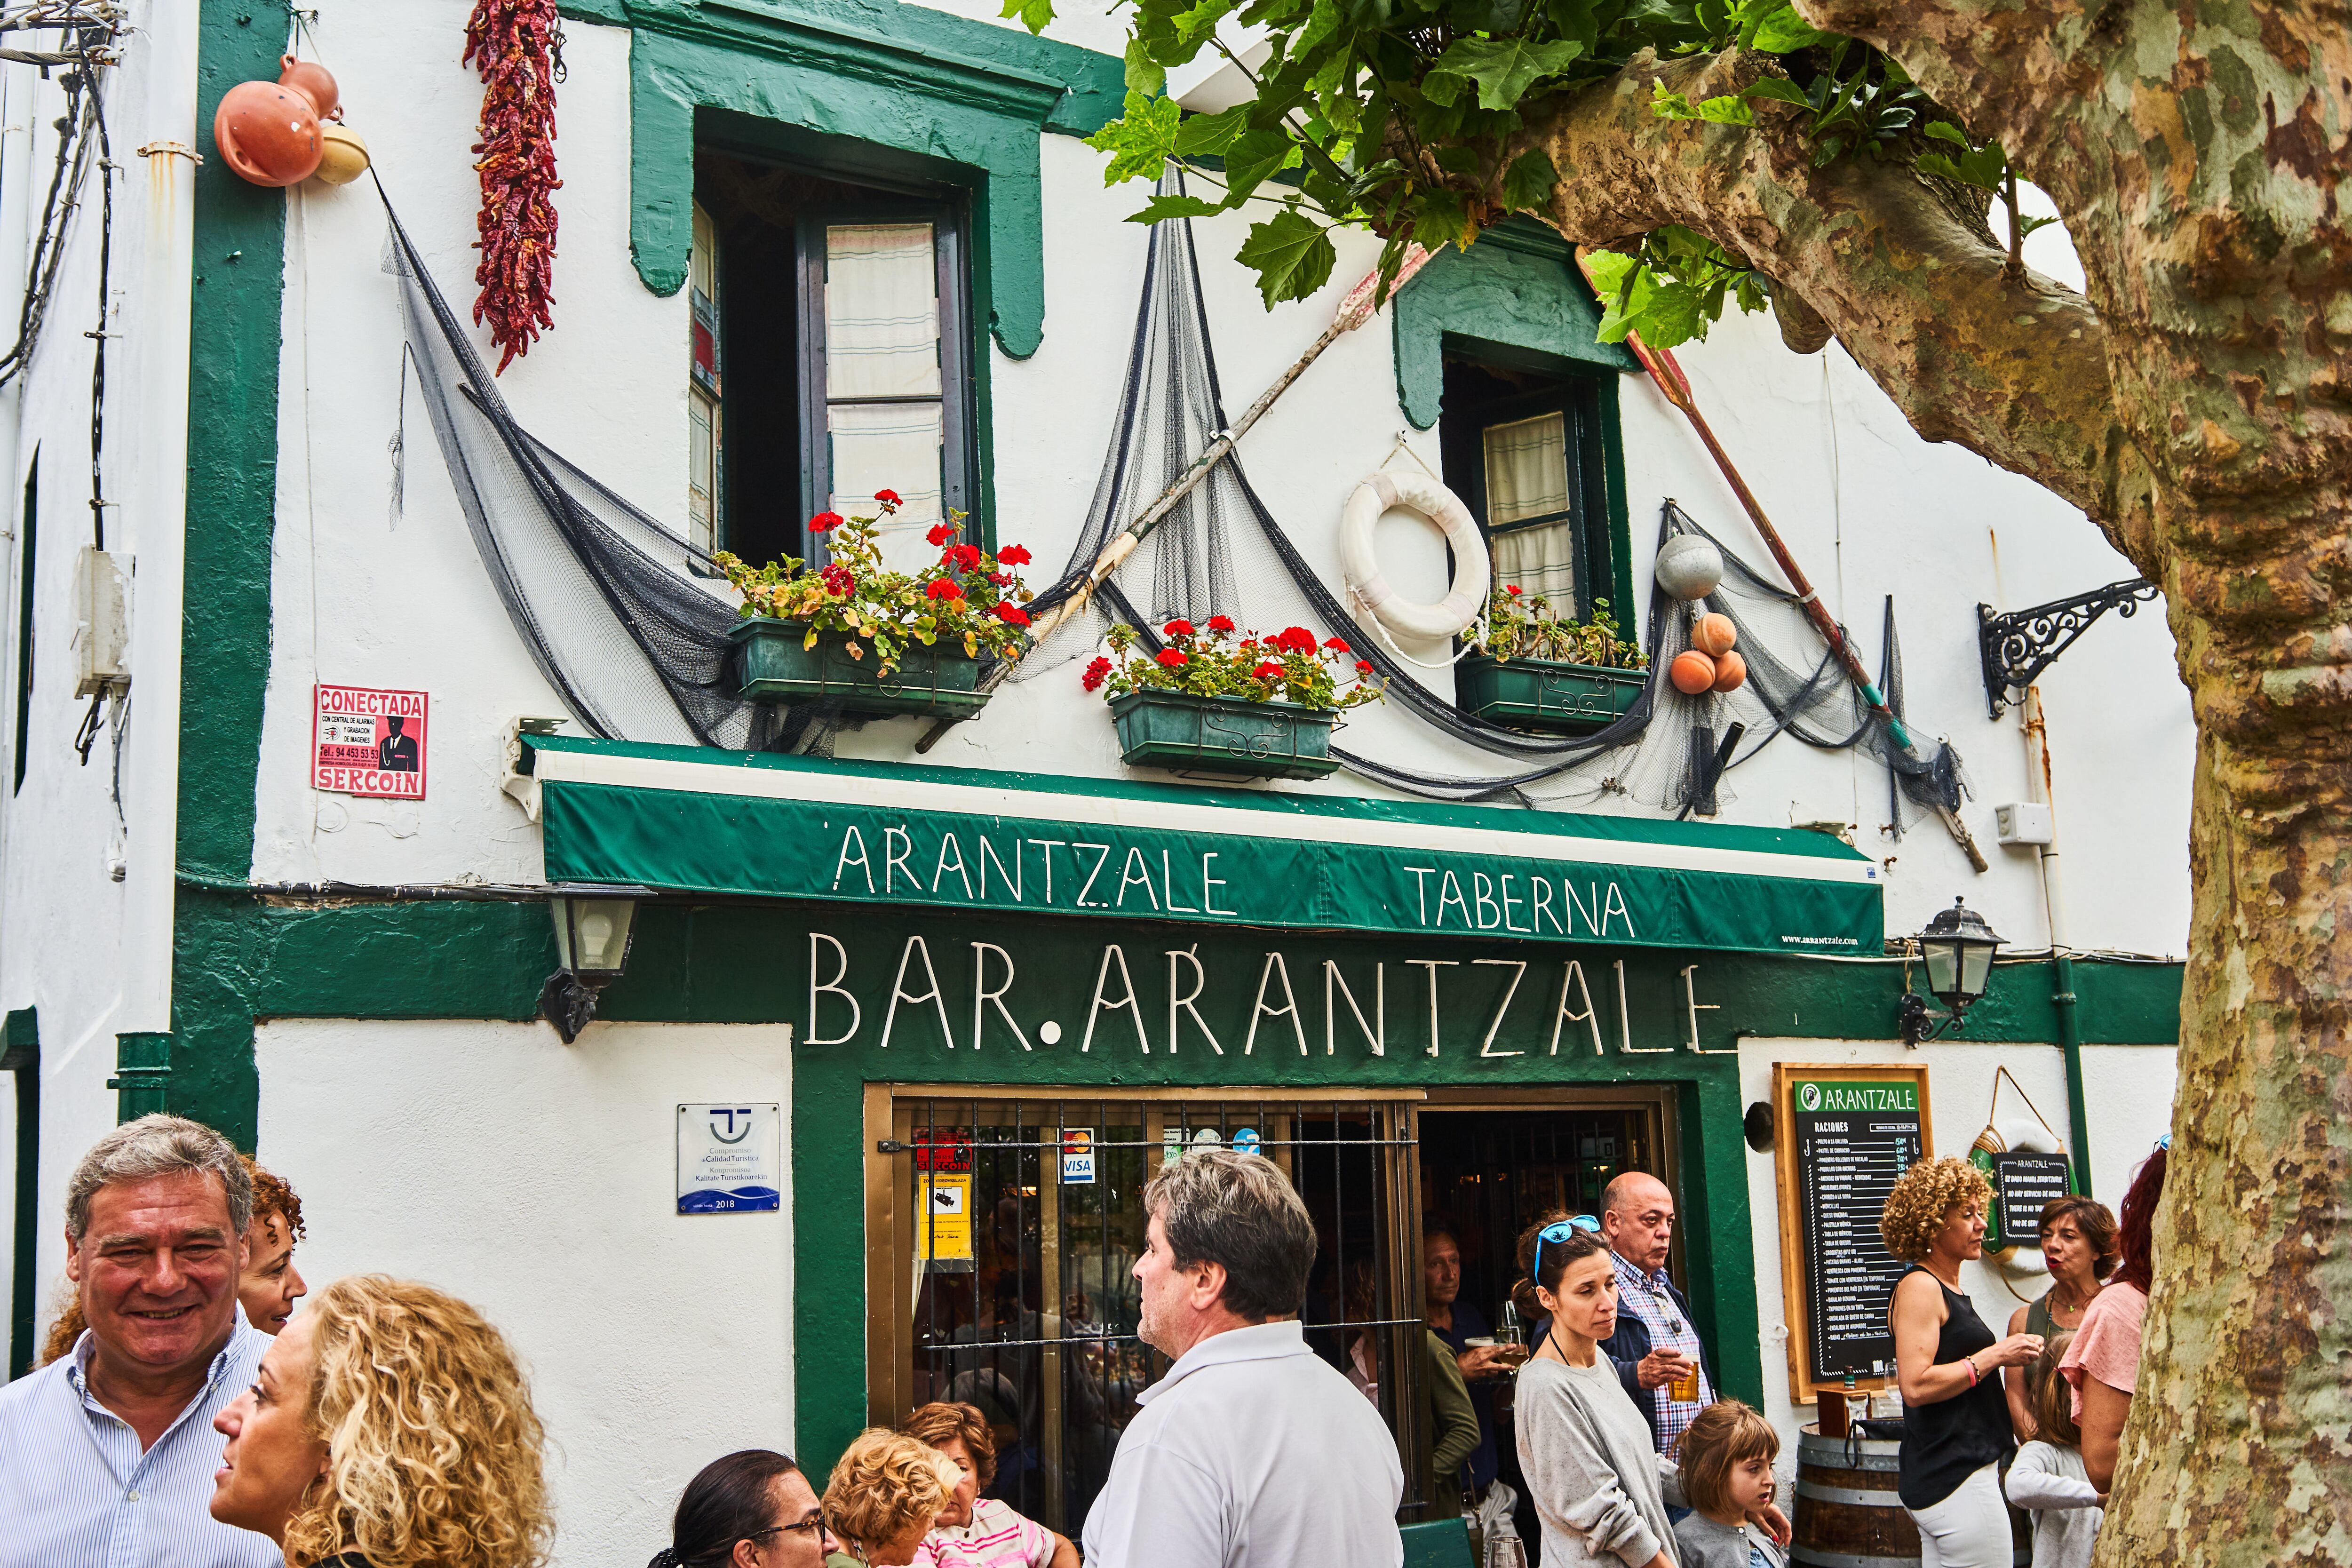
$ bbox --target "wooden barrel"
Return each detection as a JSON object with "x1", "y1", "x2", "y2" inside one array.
[{"x1": 1791, "y1": 1425, "x2": 2029, "y2": 1568}]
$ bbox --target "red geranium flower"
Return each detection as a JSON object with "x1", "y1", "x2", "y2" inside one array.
[
  {"x1": 1274, "y1": 626, "x2": 1319, "y2": 654},
  {"x1": 1325, "y1": 636, "x2": 1351, "y2": 654},
  {"x1": 1355, "y1": 659, "x2": 1374, "y2": 675},
  {"x1": 809, "y1": 511, "x2": 844, "y2": 534},
  {"x1": 874, "y1": 488, "x2": 903, "y2": 508},
  {"x1": 1254, "y1": 661, "x2": 1283, "y2": 679},
  {"x1": 990, "y1": 571, "x2": 1012, "y2": 587},
  {"x1": 947, "y1": 543, "x2": 984, "y2": 572},
  {"x1": 927, "y1": 579, "x2": 965, "y2": 601},
  {"x1": 819, "y1": 563, "x2": 856, "y2": 595},
  {"x1": 1504, "y1": 583, "x2": 1523, "y2": 596},
  {"x1": 926, "y1": 523, "x2": 958, "y2": 547},
  {"x1": 997, "y1": 544, "x2": 1033, "y2": 566},
  {"x1": 1157, "y1": 648, "x2": 1188, "y2": 668},
  {"x1": 1163, "y1": 619, "x2": 1195, "y2": 638},
  {"x1": 995, "y1": 602, "x2": 1031, "y2": 627},
  {"x1": 1082, "y1": 655, "x2": 1112, "y2": 692},
  {"x1": 1208, "y1": 614, "x2": 1236, "y2": 633}
]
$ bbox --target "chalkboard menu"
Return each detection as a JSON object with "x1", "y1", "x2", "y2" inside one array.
[
  {"x1": 1774, "y1": 1065, "x2": 1932, "y2": 1398},
  {"x1": 1990, "y1": 1151, "x2": 2073, "y2": 1249}
]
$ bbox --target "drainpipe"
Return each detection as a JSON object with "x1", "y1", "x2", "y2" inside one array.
[
  {"x1": 0, "y1": 61, "x2": 36, "y2": 903},
  {"x1": 2021, "y1": 686, "x2": 2093, "y2": 1196},
  {"x1": 113, "y1": 6, "x2": 201, "y2": 1056}
]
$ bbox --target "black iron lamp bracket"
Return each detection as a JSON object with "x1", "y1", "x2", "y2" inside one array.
[
  {"x1": 1899, "y1": 990, "x2": 1964, "y2": 1047},
  {"x1": 1977, "y1": 578, "x2": 2161, "y2": 718}
]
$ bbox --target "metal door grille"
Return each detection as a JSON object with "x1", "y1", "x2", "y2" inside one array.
[{"x1": 870, "y1": 1090, "x2": 1424, "y2": 1536}]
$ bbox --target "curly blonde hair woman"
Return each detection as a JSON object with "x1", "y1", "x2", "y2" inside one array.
[
  {"x1": 821, "y1": 1429, "x2": 959, "y2": 1566},
  {"x1": 1882, "y1": 1159, "x2": 2044, "y2": 1568},
  {"x1": 209, "y1": 1275, "x2": 553, "y2": 1568}
]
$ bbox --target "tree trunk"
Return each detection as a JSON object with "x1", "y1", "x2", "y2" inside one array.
[{"x1": 1491, "y1": 2, "x2": 2350, "y2": 1557}]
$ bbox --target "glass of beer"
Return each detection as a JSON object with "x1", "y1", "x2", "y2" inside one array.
[{"x1": 1668, "y1": 1356, "x2": 1700, "y2": 1402}]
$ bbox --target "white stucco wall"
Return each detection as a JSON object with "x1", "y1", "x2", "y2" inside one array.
[
  {"x1": 254, "y1": 1018, "x2": 796, "y2": 1566},
  {"x1": 234, "y1": 0, "x2": 2194, "y2": 966},
  {"x1": 1736, "y1": 1035, "x2": 2177, "y2": 1485}
]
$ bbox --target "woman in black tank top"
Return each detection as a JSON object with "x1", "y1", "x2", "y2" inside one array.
[{"x1": 1881, "y1": 1158, "x2": 2043, "y2": 1568}]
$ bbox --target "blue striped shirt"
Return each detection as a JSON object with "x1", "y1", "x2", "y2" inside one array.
[{"x1": 0, "y1": 1308, "x2": 283, "y2": 1568}]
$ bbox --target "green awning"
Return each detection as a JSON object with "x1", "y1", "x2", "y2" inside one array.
[{"x1": 516, "y1": 736, "x2": 1883, "y2": 956}]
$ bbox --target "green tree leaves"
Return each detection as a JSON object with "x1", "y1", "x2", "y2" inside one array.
[
  {"x1": 1237, "y1": 210, "x2": 1339, "y2": 305},
  {"x1": 1424, "y1": 36, "x2": 1587, "y2": 111}
]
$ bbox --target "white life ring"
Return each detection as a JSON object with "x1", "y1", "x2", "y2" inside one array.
[
  {"x1": 1975, "y1": 1116, "x2": 2065, "y2": 1275},
  {"x1": 1339, "y1": 470, "x2": 1490, "y2": 641}
]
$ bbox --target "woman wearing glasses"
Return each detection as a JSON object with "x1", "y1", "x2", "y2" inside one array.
[
  {"x1": 650, "y1": 1449, "x2": 839, "y2": 1568},
  {"x1": 1512, "y1": 1216, "x2": 1688, "y2": 1568}
]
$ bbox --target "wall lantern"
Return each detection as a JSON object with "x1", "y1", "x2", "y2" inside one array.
[
  {"x1": 539, "y1": 883, "x2": 650, "y2": 1044},
  {"x1": 1899, "y1": 897, "x2": 2004, "y2": 1045}
]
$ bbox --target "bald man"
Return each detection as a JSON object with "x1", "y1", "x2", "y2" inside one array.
[{"x1": 1596, "y1": 1171, "x2": 1716, "y2": 1458}]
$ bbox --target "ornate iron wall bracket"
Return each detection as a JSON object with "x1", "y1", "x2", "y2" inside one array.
[{"x1": 1978, "y1": 578, "x2": 2161, "y2": 717}]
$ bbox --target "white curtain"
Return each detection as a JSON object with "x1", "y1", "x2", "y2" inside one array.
[
  {"x1": 825, "y1": 223, "x2": 945, "y2": 568},
  {"x1": 1482, "y1": 412, "x2": 1577, "y2": 603}
]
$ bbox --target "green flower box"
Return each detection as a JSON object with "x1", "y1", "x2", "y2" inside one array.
[
  {"x1": 1109, "y1": 689, "x2": 1341, "y2": 781},
  {"x1": 730, "y1": 619, "x2": 992, "y2": 720},
  {"x1": 1454, "y1": 652, "x2": 1646, "y2": 735}
]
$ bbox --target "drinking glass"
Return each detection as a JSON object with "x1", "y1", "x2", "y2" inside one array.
[{"x1": 1483, "y1": 1535, "x2": 1529, "y2": 1568}]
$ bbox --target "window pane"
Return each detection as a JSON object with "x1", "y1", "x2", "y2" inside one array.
[
  {"x1": 1493, "y1": 520, "x2": 1578, "y2": 604},
  {"x1": 826, "y1": 223, "x2": 942, "y2": 401},
  {"x1": 831, "y1": 399, "x2": 945, "y2": 568},
  {"x1": 687, "y1": 388, "x2": 718, "y2": 556},
  {"x1": 1483, "y1": 411, "x2": 1572, "y2": 525}
]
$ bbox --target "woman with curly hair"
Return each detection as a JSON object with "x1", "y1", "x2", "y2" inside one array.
[
  {"x1": 207, "y1": 1274, "x2": 553, "y2": 1568},
  {"x1": 822, "y1": 1430, "x2": 965, "y2": 1567},
  {"x1": 898, "y1": 1402, "x2": 1078, "y2": 1568},
  {"x1": 1882, "y1": 1157, "x2": 2045, "y2": 1568}
]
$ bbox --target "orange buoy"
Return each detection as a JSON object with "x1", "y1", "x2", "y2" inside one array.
[
  {"x1": 1712, "y1": 650, "x2": 1748, "y2": 692},
  {"x1": 213, "y1": 80, "x2": 322, "y2": 187},
  {"x1": 1692, "y1": 612, "x2": 1738, "y2": 657},
  {"x1": 1670, "y1": 650, "x2": 1718, "y2": 694},
  {"x1": 276, "y1": 55, "x2": 342, "y2": 121}
]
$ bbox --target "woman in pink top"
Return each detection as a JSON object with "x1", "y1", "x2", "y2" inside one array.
[
  {"x1": 2060, "y1": 1144, "x2": 2167, "y2": 1493},
  {"x1": 900, "y1": 1402, "x2": 1078, "y2": 1568}
]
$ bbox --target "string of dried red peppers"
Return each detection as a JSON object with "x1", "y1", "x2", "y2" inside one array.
[{"x1": 462, "y1": 0, "x2": 562, "y2": 373}]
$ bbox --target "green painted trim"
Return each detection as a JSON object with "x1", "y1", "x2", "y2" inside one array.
[
  {"x1": 521, "y1": 733, "x2": 1875, "y2": 862},
  {"x1": 1594, "y1": 375, "x2": 1638, "y2": 628},
  {"x1": 180, "y1": 0, "x2": 290, "y2": 882},
  {"x1": 4, "y1": 1006, "x2": 36, "y2": 1379},
  {"x1": 108, "y1": 1033, "x2": 175, "y2": 1122},
  {"x1": 597, "y1": 0, "x2": 1125, "y2": 359},
  {"x1": 1392, "y1": 219, "x2": 1639, "y2": 432}
]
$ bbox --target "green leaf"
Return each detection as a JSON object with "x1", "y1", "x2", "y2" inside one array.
[
  {"x1": 1651, "y1": 80, "x2": 1752, "y2": 124},
  {"x1": 1501, "y1": 147, "x2": 1557, "y2": 211},
  {"x1": 1922, "y1": 119, "x2": 1971, "y2": 148},
  {"x1": 1741, "y1": 76, "x2": 1811, "y2": 108},
  {"x1": 2015, "y1": 212, "x2": 2060, "y2": 239},
  {"x1": 1581, "y1": 247, "x2": 1638, "y2": 309},
  {"x1": 1173, "y1": 105, "x2": 1251, "y2": 156},
  {"x1": 1124, "y1": 35, "x2": 1168, "y2": 95},
  {"x1": 1221, "y1": 128, "x2": 1303, "y2": 201},
  {"x1": 1125, "y1": 193, "x2": 1229, "y2": 224},
  {"x1": 1743, "y1": 0, "x2": 1833, "y2": 51},
  {"x1": 1086, "y1": 92, "x2": 1182, "y2": 185},
  {"x1": 1425, "y1": 34, "x2": 1585, "y2": 111},
  {"x1": 999, "y1": 0, "x2": 1055, "y2": 32},
  {"x1": 1235, "y1": 210, "x2": 1338, "y2": 305}
]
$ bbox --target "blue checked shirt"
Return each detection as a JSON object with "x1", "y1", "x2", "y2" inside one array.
[
  {"x1": 0, "y1": 1309, "x2": 282, "y2": 1568},
  {"x1": 1611, "y1": 1249, "x2": 1713, "y2": 1457}
]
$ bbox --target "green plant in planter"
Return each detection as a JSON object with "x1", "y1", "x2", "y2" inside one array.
[
  {"x1": 1470, "y1": 585, "x2": 1648, "y2": 669},
  {"x1": 713, "y1": 493, "x2": 1036, "y2": 677},
  {"x1": 1083, "y1": 616, "x2": 1386, "y2": 711}
]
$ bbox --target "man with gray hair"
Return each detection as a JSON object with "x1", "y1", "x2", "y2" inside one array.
[
  {"x1": 1083, "y1": 1147, "x2": 1404, "y2": 1568},
  {"x1": 0, "y1": 1114, "x2": 281, "y2": 1568}
]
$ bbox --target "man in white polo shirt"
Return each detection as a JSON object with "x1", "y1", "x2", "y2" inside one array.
[{"x1": 1083, "y1": 1148, "x2": 1403, "y2": 1568}]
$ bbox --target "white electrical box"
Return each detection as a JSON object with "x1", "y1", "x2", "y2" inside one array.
[
  {"x1": 72, "y1": 546, "x2": 129, "y2": 698},
  {"x1": 1993, "y1": 802, "x2": 2054, "y2": 845}
]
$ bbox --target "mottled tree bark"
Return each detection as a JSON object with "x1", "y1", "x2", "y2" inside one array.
[{"x1": 1470, "y1": 4, "x2": 2348, "y2": 1560}]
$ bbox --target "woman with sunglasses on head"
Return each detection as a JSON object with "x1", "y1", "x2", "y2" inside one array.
[
  {"x1": 1514, "y1": 1217, "x2": 1772, "y2": 1568},
  {"x1": 650, "y1": 1449, "x2": 841, "y2": 1568}
]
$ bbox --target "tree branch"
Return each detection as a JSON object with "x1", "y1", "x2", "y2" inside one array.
[{"x1": 1488, "y1": 49, "x2": 2153, "y2": 557}]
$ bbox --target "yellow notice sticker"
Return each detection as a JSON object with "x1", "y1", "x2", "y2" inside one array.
[{"x1": 917, "y1": 1172, "x2": 974, "y2": 1265}]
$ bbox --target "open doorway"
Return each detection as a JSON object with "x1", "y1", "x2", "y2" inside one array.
[{"x1": 1415, "y1": 1093, "x2": 1678, "y2": 1528}]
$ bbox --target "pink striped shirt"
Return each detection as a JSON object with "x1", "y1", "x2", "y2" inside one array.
[{"x1": 914, "y1": 1499, "x2": 1055, "y2": 1568}]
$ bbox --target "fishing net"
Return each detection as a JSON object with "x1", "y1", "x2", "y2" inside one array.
[{"x1": 383, "y1": 174, "x2": 1969, "y2": 830}]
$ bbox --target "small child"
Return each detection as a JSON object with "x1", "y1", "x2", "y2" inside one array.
[
  {"x1": 1673, "y1": 1400, "x2": 1786, "y2": 1568},
  {"x1": 2004, "y1": 1332, "x2": 2104, "y2": 1568}
]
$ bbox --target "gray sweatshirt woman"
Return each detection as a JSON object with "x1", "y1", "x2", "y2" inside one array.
[{"x1": 1516, "y1": 1354, "x2": 1685, "y2": 1568}]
